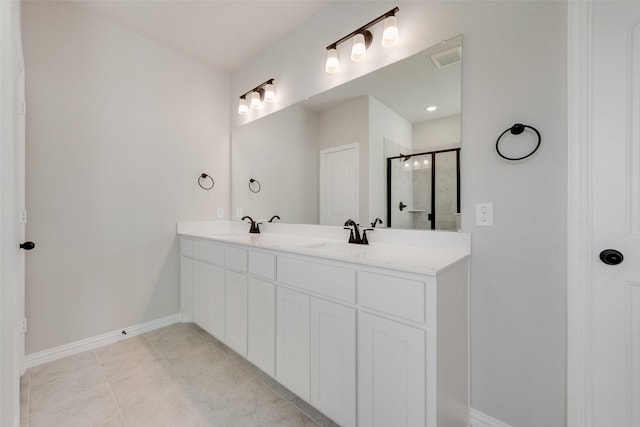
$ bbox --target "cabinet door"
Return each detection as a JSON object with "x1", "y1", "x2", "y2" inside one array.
[
  {"x1": 193, "y1": 260, "x2": 225, "y2": 340},
  {"x1": 247, "y1": 277, "x2": 276, "y2": 376},
  {"x1": 276, "y1": 287, "x2": 310, "y2": 401},
  {"x1": 180, "y1": 257, "x2": 193, "y2": 322},
  {"x1": 225, "y1": 270, "x2": 248, "y2": 356},
  {"x1": 359, "y1": 312, "x2": 426, "y2": 427},
  {"x1": 310, "y1": 298, "x2": 356, "y2": 427}
]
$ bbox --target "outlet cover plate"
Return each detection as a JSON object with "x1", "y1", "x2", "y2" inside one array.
[{"x1": 476, "y1": 202, "x2": 493, "y2": 226}]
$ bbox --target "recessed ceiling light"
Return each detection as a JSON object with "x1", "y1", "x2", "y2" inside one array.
[{"x1": 426, "y1": 106, "x2": 438, "y2": 112}]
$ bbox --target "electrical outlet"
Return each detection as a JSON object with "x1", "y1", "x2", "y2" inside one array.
[
  {"x1": 476, "y1": 202, "x2": 493, "y2": 226},
  {"x1": 217, "y1": 208, "x2": 224, "y2": 218},
  {"x1": 236, "y1": 207, "x2": 243, "y2": 218}
]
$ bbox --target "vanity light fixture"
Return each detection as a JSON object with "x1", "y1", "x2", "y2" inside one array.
[
  {"x1": 325, "y1": 7, "x2": 399, "y2": 74},
  {"x1": 237, "y1": 79, "x2": 275, "y2": 115},
  {"x1": 426, "y1": 105, "x2": 438, "y2": 112},
  {"x1": 238, "y1": 96, "x2": 249, "y2": 115}
]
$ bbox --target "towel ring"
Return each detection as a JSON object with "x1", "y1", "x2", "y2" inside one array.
[
  {"x1": 249, "y1": 178, "x2": 261, "y2": 193},
  {"x1": 198, "y1": 173, "x2": 214, "y2": 190},
  {"x1": 496, "y1": 123, "x2": 541, "y2": 161}
]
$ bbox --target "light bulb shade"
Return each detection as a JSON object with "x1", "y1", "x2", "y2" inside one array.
[
  {"x1": 264, "y1": 83, "x2": 276, "y2": 103},
  {"x1": 325, "y1": 48, "x2": 339, "y2": 74},
  {"x1": 351, "y1": 33, "x2": 367, "y2": 62},
  {"x1": 250, "y1": 91, "x2": 261, "y2": 109},
  {"x1": 238, "y1": 97, "x2": 249, "y2": 115},
  {"x1": 381, "y1": 15, "x2": 399, "y2": 47}
]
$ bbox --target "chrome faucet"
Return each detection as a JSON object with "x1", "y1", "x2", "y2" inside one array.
[
  {"x1": 241, "y1": 216, "x2": 261, "y2": 234},
  {"x1": 344, "y1": 219, "x2": 372, "y2": 245}
]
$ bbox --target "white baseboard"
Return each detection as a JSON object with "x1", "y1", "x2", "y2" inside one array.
[
  {"x1": 24, "y1": 313, "x2": 181, "y2": 369},
  {"x1": 471, "y1": 408, "x2": 513, "y2": 427}
]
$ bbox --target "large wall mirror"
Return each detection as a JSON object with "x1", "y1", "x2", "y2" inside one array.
[{"x1": 232, "y1": 35, "x2": 462, "y2": 230}]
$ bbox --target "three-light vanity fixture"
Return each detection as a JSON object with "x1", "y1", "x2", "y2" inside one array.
[
  {"x1": 325, "y1": 7, "x2": 399, "y2": 75},
  {"x1": 238, "y1": 79, "x2": 276, "y2": 115}
]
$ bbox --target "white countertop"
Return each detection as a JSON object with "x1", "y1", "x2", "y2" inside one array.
[{"x1": 177, "y1": 221, "x2": 470, "y2": 276}]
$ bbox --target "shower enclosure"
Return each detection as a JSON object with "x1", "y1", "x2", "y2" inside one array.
[{"x1": 386, "y1": 148, "x2": 460, "y2": 230}]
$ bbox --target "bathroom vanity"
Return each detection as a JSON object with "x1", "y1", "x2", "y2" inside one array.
[{"x1": 177, "y1": 221, "x2": 470, "y2": 427}]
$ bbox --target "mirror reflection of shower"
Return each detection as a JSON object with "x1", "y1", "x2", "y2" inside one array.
[{"x1": 387, "y1": 148, "x2": 460, "y2": 230}]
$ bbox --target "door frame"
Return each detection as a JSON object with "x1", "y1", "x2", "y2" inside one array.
[{"x1": 567, "y1": 1, "x2": 594, "y2": 425}]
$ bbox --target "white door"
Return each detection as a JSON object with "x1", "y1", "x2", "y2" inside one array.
[
  {"x1": 319, "y1": 143, "x2": 358, "y2": 226},
  {"x1": 589, "y1": 2, "x2": 640, "y2": 425},
  {"x1": 13, "y1": 1, "x2": 27, "y2": 375}
]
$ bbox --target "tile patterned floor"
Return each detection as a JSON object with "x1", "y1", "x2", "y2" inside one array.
[{"x1": 20, "y1": 323, "x2": 340, "y2": 427}]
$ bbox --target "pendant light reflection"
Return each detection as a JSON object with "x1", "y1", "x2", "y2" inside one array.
[{"x1": 237, "y1": 79, "x2": 275, "y2": 115}]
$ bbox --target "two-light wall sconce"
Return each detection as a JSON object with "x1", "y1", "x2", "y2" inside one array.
[
  {"x1": 325, "y1": 7, "x2": 399, "y2": 75},
  {"x1": 238, "y1": 78, "x2": 276, "y2": 115}
]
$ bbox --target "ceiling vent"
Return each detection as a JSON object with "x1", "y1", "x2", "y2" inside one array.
[{"x1": 430, "y1": 46, "x2": 462, "y2": 69}]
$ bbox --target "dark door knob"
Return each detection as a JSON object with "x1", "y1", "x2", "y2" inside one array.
[
  {"x1": 19, "y1": 241, "x2": 35, "y2": 251},
  {"x1": 599, "y1": 249, "x2": 623, "y2": 265}
]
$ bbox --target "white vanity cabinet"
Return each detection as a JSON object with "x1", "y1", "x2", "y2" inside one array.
[
  {"x1": 276, "y1": 286, "x2": 310, "y2": 400},
  {"x1": 310, "y1": 297, "x2": 356, "y2": 427},
  {"x1": 247, "y1": 277, "x2": 276, "y2": 376},
  {"x1": 193, "y1": 260, "x2": 225, "y2": 338},
  {"x1": 179, "y1": 233, "x2": 469, "y2": 427}
]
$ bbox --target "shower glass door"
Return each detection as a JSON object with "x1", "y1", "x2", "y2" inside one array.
[{"x1": 386, "y1": 148, "x2": 460, "y2": 230}]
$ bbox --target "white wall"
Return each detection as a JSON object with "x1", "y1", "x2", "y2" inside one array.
[
  {"x1": 369, "y1": 96, "x2": 412, "y2": 225},
  {"x1": 232, "y1": 2, "x2": 567, "y2": 426},
  {"x1": 318, "y1": 96, "x2": 369, "y2": 224},
  {"x1": 232, "y1": 104, "x2": 318, "y2": 224},
  {"x1": 22, "y1": 2, "x2": 230, "y2": 354},
  {"x1": 413, "y1": 114, "x2": 461, "y2": 152}
]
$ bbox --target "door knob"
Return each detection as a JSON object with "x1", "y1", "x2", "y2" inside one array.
[
  {"x1": 599, "y1": 249, "x2": 623, "y2": 265},
  {"x1": 19, "y1": 241, "x2": 35, "y2": 251}
]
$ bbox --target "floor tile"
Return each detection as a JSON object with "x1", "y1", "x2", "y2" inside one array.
[
  {"x1": 96, "y1": 336, "x2": 163, "y2": 383},
  {"x1": 290, "y1": 397, "x2": 341, "y2": 427},
  {"x1": 120, "y1": 389, "x2": 220, "y2": 427},
  {"x1": 29, "y1": 351, "x2": 99, "y2": 386},
  {"x1": 208, "y1": 377, "x2": 319, "y2": 427},
  {"x1": 108, "y1": 359, "x2": 188, "y2": 410},
  {"x1": 29, "y1": 383, "x2": 122, "y2": 427},
  {"x1": 21, "y1": 323, "x2": 331, "y2": 427},
  {"x1": 144, "y1": 329, "x2": 211, "y2": 361},
  {"x1": 29, "y1": 359, "x2": 107, "y2": 414}
]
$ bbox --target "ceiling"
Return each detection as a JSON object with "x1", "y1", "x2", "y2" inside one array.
[{"x1": 72, "y1": 0, "x2": 330, "y2": 73}]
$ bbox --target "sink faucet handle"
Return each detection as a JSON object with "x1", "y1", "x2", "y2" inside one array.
[{"x1": 362, "y1": 228, "x2": 374, "y2": 245}]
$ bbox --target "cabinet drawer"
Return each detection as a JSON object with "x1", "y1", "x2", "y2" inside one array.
[
  {"x1": 278, "y1": 257, "x2": 356, "y2": 303},
  {"x1": 249, "y1": 251, "x2": 276, "y2": 280},
  {"x1": 192, "y1": 240, "x2": 224, "y2": 266},
  {"x1": 180, "y1": 238, "x2": 193, "y2": 257},
  {"x1": 225, "y1": 246, "x2": 248, "y2": 272},
  {"x1": 358, "y1": 271, "x2": 425, "y2": 323}
]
